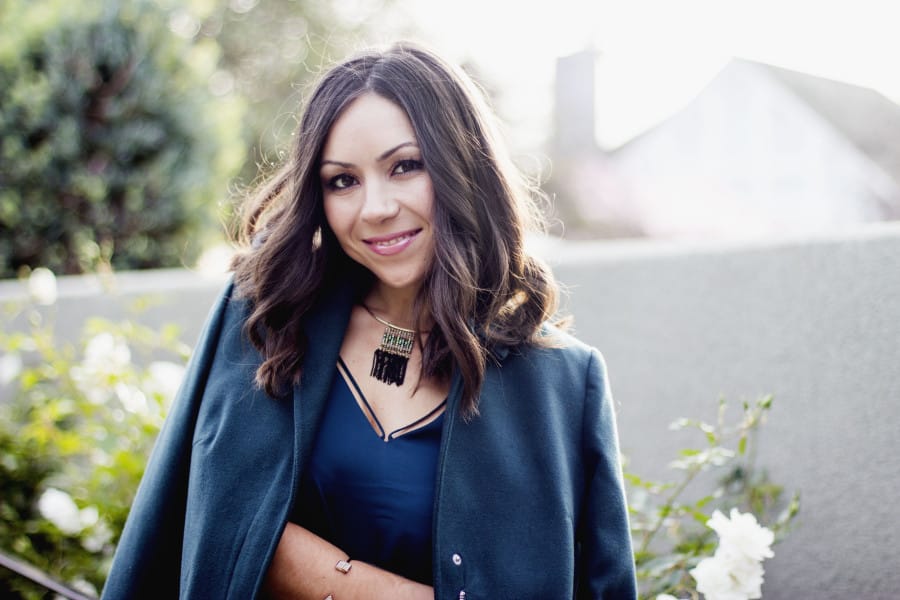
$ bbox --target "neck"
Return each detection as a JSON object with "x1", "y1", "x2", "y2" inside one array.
[{"x1": 365, "y1": 284, "x2": 426, "y2": 330}]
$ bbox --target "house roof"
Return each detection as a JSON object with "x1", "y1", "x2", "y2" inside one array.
[
  {"x1": 757, "y1": 60, "x2": 900, "y2": 185},
  {"x1": 555, "y1": 55, "x2": 900, "y2": 233},
  {"x1": 607, "y1": 58, "x2": 900, "y2": 187}
]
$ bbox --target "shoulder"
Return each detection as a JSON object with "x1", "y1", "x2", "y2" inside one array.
[
  {"x1": 492, "y1": 324, "x2": 608, "y2": 400},
  {"x1": 519, "y1": 323, "x2": 603, "y2": 372},
  {"x1": 218, "y1": 274, "x2": 249, "y2": 318},
  {"x1": 199, "y1": 276, "x2": 248, "y2": 344}
]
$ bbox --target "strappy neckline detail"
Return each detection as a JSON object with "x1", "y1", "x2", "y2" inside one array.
[{"x1": 337, "y1": 358, "x2": 446, "y2": 442}]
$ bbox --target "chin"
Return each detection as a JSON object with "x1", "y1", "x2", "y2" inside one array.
[{"x1": 371, "y1": 271, "x2": 427, "y2": 293}]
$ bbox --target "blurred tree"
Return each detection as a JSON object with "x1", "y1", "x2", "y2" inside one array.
[
  {"x1": 0, "y1": 0, "x2": 245, "y2": 278},
  {"x1": 189, "y1": 0, "x2": 408, "y2": 189}
]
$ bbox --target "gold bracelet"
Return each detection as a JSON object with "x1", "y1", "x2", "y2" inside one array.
[{"x1": 335, "y1": 559, "x2": 352, "y2": 574}]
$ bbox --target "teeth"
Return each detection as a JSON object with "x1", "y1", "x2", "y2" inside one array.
[{"x1": 373, "y1": 233, "x2": 413, "y2": 247}]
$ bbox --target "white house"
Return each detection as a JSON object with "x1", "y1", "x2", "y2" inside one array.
[{"x1": 553, "y1": 56, "x2": 900, "y2": 239}]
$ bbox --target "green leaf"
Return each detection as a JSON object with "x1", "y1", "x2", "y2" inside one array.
[
  {"x1": 624, "y1": 473, "x2": 645, "y2": 487},
  {"x1": 689, "y1": 508, "x2": 709, "y2": 524},
  {"x1": 678, "y1": 448, "x2": 702, "y2": 457},
  {"x1": 695, "y1": 495, "x2": 714, "y2": 508}
]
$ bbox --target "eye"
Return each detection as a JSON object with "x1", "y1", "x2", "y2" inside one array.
[
  {"x1": 325, "y1": 173, "x2": 357, "y2": 190},
  {"x1": 392, "y1": 159, "x2": 424, "y2": 176}
]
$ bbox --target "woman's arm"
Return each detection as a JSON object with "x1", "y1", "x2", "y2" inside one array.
[
  {"x1": 576, "y1": 349, "x2": 637, "y2": 599},
  {"x1": 263, "y1": 522, "x2": 433, "y2": 600}
]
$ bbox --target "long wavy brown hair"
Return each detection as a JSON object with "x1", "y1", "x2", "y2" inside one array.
[{"x1": 232, "y1": 42, "x2": 560, "y2": 417}]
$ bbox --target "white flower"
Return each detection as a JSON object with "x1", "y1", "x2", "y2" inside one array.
[
  {"x1": 691, "y1": 554, "x2": 743, "y2": 600},
  {"x1": 115, "y1": 381, "x2": 148, "y2": 414},
  {"x1": 691, "y1": 552, "x2": 765, "y2": 600},
  {"x1": 82, "y1": 519, "x2": 113, "y2": 553},
  {"x1": 722, "y1": 551, "x2": 765, "y2": 598},
  {"x1": 78, "y1": 505, "x2": 99, "y2": 528},
  {"x1": 657, "y1": 595, "x2": 681, "y2": 600},
  {"x1": 71, "y1": 332, "x2": 133, "y2": 403},
  {"x1": 707, "y1": 509, "x2": 774, "y2": 563},
  {"x1": 690, "y1": 508, "x2": 774, "y2": 600},
  {"x1": 0, "y1": 353, "x2": 23, "y2": 385},
  {"x1": 83, "y1": 332, "x2": 132, "y2": 372},
  {"x1": 146, "y1": 360, "x2": 186, "y2": 403},
  {"x1": 37, "y1": 489, "x2": 105, "y2": 539},
  {"x1": 38, "y1": 488, "x2": 83, "y2": 535},
  {"x1": 28, "y1": 267, "x2": 58, "y2": 305}
]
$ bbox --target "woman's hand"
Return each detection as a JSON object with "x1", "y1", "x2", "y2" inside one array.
[{"x1": 263, "y1": 522, "x2": 433, "y2": 600}]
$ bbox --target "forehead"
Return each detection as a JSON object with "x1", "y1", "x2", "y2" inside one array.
[{"x1": 322, "y1": 93, "x2": 417, "y2": 158}]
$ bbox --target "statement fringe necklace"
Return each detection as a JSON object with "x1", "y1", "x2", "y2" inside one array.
[{"x1": 363, "y1": 305, "x2": 417, "y2": 386}]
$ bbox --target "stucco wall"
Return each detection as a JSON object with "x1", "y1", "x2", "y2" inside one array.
[
  {"x1": 550, "y1": 223, "x2": 900, "y2": 599},
  {"x1": 2, "y1": 224, "x2": 898, "y2": 598}
]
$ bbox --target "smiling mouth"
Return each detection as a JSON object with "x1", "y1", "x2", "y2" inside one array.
[{"x1": 364, "y1": 229, "x2": 421, "y2": 248}]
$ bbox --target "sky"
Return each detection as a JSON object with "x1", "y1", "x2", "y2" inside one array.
[{"x1": 406, "y1": 0, "x2": 900, "y2": 153}]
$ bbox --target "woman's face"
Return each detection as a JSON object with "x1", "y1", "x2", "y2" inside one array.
[{"x1": 320, "y1": 93, "x2": 435, "y2": 297}]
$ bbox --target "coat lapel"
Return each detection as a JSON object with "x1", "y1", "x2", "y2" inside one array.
[{"x1": 291, "y1": 281, "x2": 356, "y2": 475}]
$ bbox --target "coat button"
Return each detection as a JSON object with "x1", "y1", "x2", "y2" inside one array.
[{"x1": 452, "y1": 553, "x2": 462, "y2": 566}]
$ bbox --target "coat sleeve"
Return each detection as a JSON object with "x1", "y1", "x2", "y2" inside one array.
[
  {"x1": 576, "y1": 349, "x2": 638, "y2": 599},
  {"x1": 101, "y1": 280, "x2": 234, "y2": 600}
]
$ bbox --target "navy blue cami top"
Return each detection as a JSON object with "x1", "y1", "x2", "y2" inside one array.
[{"x1": 293, "y1": 358, "x2": 445, "y2": 584}]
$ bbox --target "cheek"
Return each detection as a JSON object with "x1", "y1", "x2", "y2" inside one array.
[
  {"x1": 323, "y1": 198, "x2": 350, "y2": 237},
  {"x1": 418, "y1": 177, "x2": 436, "y2": 220}
]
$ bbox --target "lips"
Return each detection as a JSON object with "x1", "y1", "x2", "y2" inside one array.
[{"x1": 363, "y1": 229, "x2": 422, "y2": 256}]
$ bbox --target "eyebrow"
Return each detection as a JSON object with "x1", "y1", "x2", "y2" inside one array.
[{"x1": 320, "y1": 141, "x2": 418, "y2": 169}]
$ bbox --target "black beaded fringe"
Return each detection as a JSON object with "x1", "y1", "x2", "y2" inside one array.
[{"x1": 371, "y1": 349, "x2": 409, "y2": 386}]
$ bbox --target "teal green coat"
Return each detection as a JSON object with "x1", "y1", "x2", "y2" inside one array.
[{"x1": 102, "y1": 279, "x2": 636, "y2": 599}]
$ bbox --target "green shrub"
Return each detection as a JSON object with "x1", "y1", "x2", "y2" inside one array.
[
  {"x1": 0, "y1": 290, "x2": 191, "y2": 597},
  {"x1": 0, "y1": 0, "x2": 244, "y2": 278}
]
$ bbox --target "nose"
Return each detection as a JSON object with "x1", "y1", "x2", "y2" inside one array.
[{"x1": 360, "y1": 179, "x2": 400, "y2": 223}]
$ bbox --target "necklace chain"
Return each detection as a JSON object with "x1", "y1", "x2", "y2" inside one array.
[{"x1": 362, "y1": 305, "x2": 417, "y2": 334}]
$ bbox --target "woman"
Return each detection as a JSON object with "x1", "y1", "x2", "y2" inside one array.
[{"x1": 102, "y1": 42, "x2": 636, "y2": 599}]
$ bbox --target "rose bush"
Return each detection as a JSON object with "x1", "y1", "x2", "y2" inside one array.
[
  {"x1": 628, "y1": 398, "x2": 799, "y2": 600},
  {"x1": 0, "y1": 269, "x2": 189, "y2": 598}
]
